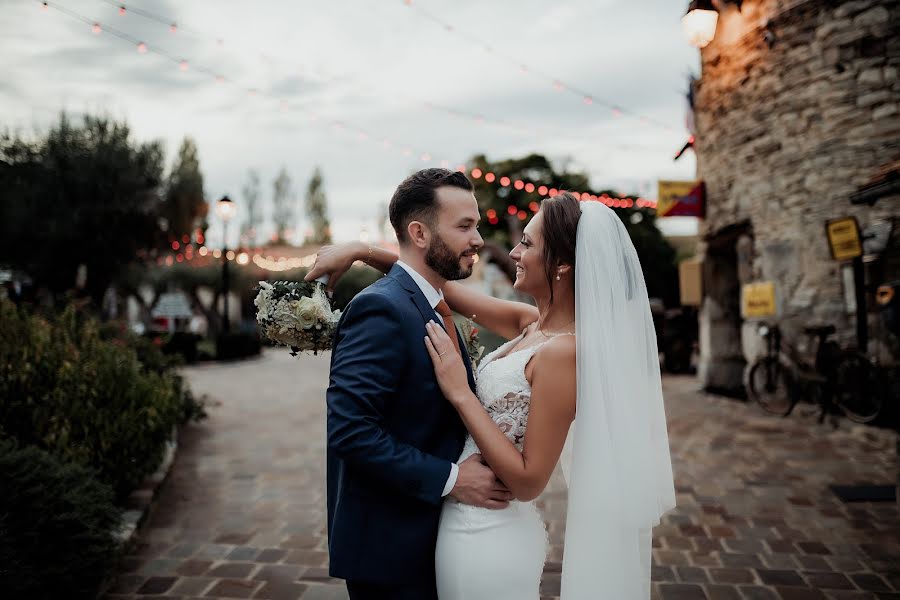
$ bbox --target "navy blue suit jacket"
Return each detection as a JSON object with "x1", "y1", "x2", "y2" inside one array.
[{"x1": 326, "y1": 264, "x2": 474, "y2": 585}]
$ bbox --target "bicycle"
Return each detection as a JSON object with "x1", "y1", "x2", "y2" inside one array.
[{"x1": 746, "y1": 323, "x2": 883, "y2": 424}]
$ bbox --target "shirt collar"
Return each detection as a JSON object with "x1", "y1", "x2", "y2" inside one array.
[{"x1": 396, "y1": 260, "x2": 444, "y2": 310}]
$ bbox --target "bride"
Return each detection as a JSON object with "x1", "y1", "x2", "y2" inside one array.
[{"x1": 307, "y1": 192, "x2": 676, "y2": 599}]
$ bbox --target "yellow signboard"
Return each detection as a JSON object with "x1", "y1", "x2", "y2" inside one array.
[
  {"x1": 741, "y1": 282, "x2": 778, "y2": 319},
  {"x1": 825, "y1": 217, "x2": 862, "y2": 261},
  {"x1": 657, "y1": 180, "x2": 700, "y2": 217}
]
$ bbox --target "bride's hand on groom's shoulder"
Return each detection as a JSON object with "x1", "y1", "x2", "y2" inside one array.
[
  {"x1": 304, "y1": 242, "x2": 365, "y2": 294},
  {"x1": 450, "y1": 454, "x2": 512, "y2": 510},
  {"x1": 424, "y1": 321, "x2": 472, "y2": 407}
]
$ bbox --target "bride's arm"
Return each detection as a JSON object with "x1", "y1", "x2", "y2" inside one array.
[
  {"x1": 307, "y1": 242, "x2": 539, "y2": 339},
  {"x1": 426, "y1": 325, "x2": 576, "y2": 501}
]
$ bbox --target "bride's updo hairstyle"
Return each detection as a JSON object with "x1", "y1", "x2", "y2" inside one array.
[{"x1": 540, "y1": 192, "x2": 581, "y2": 305}]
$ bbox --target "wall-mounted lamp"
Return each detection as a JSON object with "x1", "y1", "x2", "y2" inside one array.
[{"x1": 683, "y1": 0, "x2": 744, "y2": 48}]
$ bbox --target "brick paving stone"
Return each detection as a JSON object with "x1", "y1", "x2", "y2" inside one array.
[
  {"x1": 711, "y1": 568, "x2": 759, "y2": 584},
  {"x1": 205, "y1": 578, "x2": 261, "y2": 598},
  {"x1": 256, "y1": 549, "x2": 289, "y2": 564},
  {"x1": 171, "y1": 576, "x2": 216, "y2": 595},
  {"x1": 227, "y1": 546, "x2": 261, "y2": 561},
  {"x1": 851, "y1": 574, "x2": 892, "y2": 592},
  {"x1": 176, "y1": 559, "x2": 214, "y2": 577},
  {"x1": 102, "y1": 357, "x2": 898, "y2": 600},
  {"x1": 775, "y1": 587, "x2": 827, "y2": 599},
  {"x1": 803, "y1": 572, "x2": 857, "y2": 590},
  {"x1": 136, "y1": 576, "x2": 177, "y2": 594},
  {"x1": 740, "y1": 586, "x2": 780, "y2": 599},
  {"x1": 757, "y1": 570, "x2": 807, "y2": 587},
  {"x1": 678, "y1": 566, "x2": 712, "y2": 583},
  {"x1": 706, "y1": 585, "x2": 743, "y2": 600},
  {"x1": 659, "y1": 583, "x2": 710, "y2": 599},
  {"x1": 655, "y1": 566, "x2": 679, "y2": 582},
  {"x1": 208, "y1": 561, "x2": 257, "y2": 578},
  {"x1": 252, "y1": 581, "x2": 309, "y2": 600}
]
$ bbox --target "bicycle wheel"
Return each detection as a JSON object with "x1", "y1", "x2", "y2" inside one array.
[
  {"x1": 748, "y1": 357, "x2": 794, "y2": 416},
  {"x1": 834, "y1": 351, "x2": 883, "y2": 424}
]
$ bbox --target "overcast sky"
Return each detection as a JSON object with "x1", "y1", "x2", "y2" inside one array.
[{"x1": 2, "y1": 0, "x2": 700, "y2": 244}]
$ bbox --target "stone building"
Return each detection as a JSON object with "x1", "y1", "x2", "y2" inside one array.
[{"x1": 690, "y1": 0, "x2": 899, "y2": 392}]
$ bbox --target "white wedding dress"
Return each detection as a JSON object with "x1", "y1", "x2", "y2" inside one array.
[{"x1": 435, "y1": 330, "x2": 565, "y2": 600}]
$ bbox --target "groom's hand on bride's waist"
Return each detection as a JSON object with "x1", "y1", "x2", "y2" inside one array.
[{"x1": 449, "y1": 454, "x2": 512, "y2": 509}]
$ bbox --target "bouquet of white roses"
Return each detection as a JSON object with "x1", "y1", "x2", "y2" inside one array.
[{"x1": 254, "y1": 280, "x2": 341, "y2": 355}]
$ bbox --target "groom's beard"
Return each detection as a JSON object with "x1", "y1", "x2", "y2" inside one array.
[{"x1": 426, "y1": 235, "x2": 474, "y2": 281}]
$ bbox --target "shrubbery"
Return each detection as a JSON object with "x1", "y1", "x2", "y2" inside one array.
[
  {"x1": 0, "y1": 299, "x2": 204, "y2": 497},
  {"x1": 0, "y1": 440, "x2": 122, "y2": 600}
]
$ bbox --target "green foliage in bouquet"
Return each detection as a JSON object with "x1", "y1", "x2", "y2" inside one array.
[
  {"x1": 0, "y1": 440, "x2": 122, "y2": 600},
  {"x1": 0, "y1": 299, "x2": 196, "y2": 499}
]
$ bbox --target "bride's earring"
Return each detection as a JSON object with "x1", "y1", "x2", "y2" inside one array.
[{"x1": 556, "y1": 271, "x2": 561, "y2": 281}]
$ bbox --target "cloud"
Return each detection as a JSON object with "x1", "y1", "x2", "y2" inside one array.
[{"x1": 2, "y1": 0, "x2": 700, "y2": 242}]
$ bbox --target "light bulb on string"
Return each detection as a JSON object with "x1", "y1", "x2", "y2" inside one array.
[
  {"x1": 500, "y1": 176, "x2": 510, "y2": 187},
  {"x1": 215, "y1": 75, "x2": 224, "y2": 84},
  {"x1": 525, "y1": 183, "x2": 535, "y2": 193},
  {"x1": 137, "y1": 41, "x2": 147, "y2": 53},
  {"x1": 471, "y1": 168, "x2": 482, "y2": 179},
  {"x1": 538, "y1": 185, "x2": 548, "y2": 196},
  {"x1": 92, "y1": 23, "x2": 101, "y2": 34},
  {"x1": 513, "y1": 180, "x2": 524, "y2": 190},
  {"x1": 40, "y1": 2, "x2": 48, "y2": 12},
  {"x1": 583, "y1": 96, "x2": 593, "y2": 105},
  {"x1": 485, "y1": 172, "x2": 495, "y2": 183},
  {"x1": 179, "y1": 59, "x2": 188, "y2": 71},
  {"x1": 118, "y1": 5, "x2": 126, "y2": 16},
  {"x1": 169, "y1": 23, "x2": 177, "y2": 33}
]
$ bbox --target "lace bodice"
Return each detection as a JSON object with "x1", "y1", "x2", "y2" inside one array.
[{"x1": 457, "y1": 330, "x2": 567, "y2": 463}]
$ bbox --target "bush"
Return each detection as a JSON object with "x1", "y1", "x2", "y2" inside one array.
[
  {"x1": 0, "y1": 440, "x2": 122, "y2": 600},
  {"x1": 0, "y1": 300, "x2": 191, "y2": 499}
]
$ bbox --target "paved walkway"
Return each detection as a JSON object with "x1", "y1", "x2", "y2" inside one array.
[{"x1": 106, "y1": 349, "x2": 899, "y2": 600}]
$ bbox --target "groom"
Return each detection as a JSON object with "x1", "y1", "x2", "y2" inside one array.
[{"x1": 325, "y1": 168, "x2": 511, "y2": 599}]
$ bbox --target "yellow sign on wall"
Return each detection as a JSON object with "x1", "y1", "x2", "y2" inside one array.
[
  {"x1": 825, "y1": 217, "x2": 862, "y2": 261},
  {"x1": 741, "y1": 281, "x2": 778, "y2": 318}
]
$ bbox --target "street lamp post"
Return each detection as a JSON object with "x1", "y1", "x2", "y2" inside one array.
[{"x1": 216, "y1": 195, "x2": 236, "y2": 334}]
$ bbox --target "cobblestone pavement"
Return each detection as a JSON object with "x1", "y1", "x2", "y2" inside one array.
[{"x1": 106, "y1": 349, "x2": 899, "y2": 600}]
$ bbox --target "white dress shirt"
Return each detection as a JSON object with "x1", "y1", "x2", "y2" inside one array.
[{"x1": 395, "y1": 261, "x2": 459, "y2": 497}]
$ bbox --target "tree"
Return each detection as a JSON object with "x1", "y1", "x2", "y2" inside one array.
[
  {"x1": 0, "y1": 113, "x2": 165, "y2": 304},
  {"x1": 271, "y1": 167, "x2": 294, "y2": 244},
  {"x1": 240, "y1": 169, "x2": 262, "y2": 246},
  {"x1": 304, "y1": 167, "x2": 332, "y2": 245},
  {"x1": 467, "y1": 153, "x2": 679, "y2": 306},
  {"x1": 162, "y1": 137, "x2": 207, "y2": 245}
]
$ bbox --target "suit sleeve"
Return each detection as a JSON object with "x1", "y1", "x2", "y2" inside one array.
[{"x1": 326, "y1": 292, "x2": 452, "y2": 505}]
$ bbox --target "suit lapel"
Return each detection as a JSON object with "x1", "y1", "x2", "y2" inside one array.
[{"x1": 388, "y1": 264, "x2": 476, "y2": 389}]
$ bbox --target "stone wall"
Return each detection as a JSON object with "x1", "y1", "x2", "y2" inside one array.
[{"x1": 692, "y1": 0, "x2": 900, "y2": 390}]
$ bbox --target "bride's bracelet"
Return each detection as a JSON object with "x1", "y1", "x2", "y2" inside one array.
[{"x1": 361, "y1": 244, "x2": 375, "y2": 266}]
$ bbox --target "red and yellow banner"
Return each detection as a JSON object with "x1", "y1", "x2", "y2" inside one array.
[{"x1": 657, "y1": 180, "x2": 705, "y2": 218}]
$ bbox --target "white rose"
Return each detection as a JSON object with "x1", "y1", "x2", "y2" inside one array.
[{"x1": 293, "y1": 296, "x2": 319, "y2": 329}]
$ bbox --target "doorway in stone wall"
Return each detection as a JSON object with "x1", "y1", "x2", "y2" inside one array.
[{"x1": 699, "y1": 221, "x2": 753, "y2": 397}]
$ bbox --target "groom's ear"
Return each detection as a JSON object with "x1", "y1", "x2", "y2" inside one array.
[{"x1": 407, "y1": 221, "x2": 431, "y2": 250}]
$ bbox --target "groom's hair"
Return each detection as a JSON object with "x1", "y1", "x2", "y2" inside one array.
[{"x1": 389, "y1": 168, "x2": 473, "y2": 245}]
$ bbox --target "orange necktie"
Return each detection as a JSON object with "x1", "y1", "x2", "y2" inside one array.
[{"x1": 435, "y1": 299, "x2": 461, "y2": 358}]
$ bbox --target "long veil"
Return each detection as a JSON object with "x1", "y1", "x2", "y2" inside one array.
[{"x1": 560, "y1": 201, "x2": 677, "y2": 598}]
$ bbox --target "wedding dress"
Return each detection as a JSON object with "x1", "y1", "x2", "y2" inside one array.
[
  {"x1": 435, "y1": 201, "x2": 677, "y2": 599},
  {"x1": 435, "y1": 330, "x2": 566, "y2": 600}
]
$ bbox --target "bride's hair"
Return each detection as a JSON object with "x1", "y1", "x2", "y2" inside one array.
[{"x1": 540, "y1": 192, "x2": 581, "y2": 305}]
